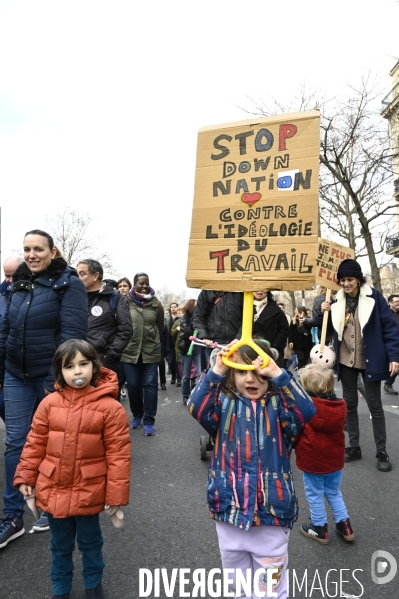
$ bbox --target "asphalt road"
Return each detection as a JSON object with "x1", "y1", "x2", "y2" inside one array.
[{"x1": 0, "y1": 370, "x2": 398, "y2": 599}]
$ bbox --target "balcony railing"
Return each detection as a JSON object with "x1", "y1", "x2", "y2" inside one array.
[
  {"x1": 382, "y1": 81, "x2": 399, "y2": 109},
  {"x1": 386, "y1": 234, "x2": 399, "y2": 252}
]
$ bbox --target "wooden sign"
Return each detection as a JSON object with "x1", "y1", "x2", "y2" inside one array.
[{"x1": 186, "y1": 110, "x2": 320, "y2": 291}]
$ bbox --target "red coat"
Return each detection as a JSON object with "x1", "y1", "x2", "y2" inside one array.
[
  {"x1": 14, "y1": 368, "x2": 131, "y2": 518},
  {"x1": 295, "y1": 395, "x2": 347, "y2": 473}
]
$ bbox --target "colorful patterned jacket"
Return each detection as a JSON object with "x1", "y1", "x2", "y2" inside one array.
[{"x1": 188, "y1": 368, "x2": 316, "y2": 531}]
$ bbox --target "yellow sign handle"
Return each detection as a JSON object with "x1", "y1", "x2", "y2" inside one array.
[{"x1": 222, "y1": 292, "x2": 270, "y2": 370}]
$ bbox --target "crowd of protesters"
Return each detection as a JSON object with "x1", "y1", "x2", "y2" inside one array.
[{"x1": 1, "y1": 234, "x2": 399, "y2": 598}]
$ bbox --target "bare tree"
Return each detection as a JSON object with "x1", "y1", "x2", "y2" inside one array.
[
  {"x1": 46, "y1": 207, "x2": 114, "y2": 271},
  {"x1": 245, "y1": 76, "x2": 399, "y2": 291}
]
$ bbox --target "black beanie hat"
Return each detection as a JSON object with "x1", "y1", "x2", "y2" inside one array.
[{"x1": 337, "y1": 259, "x2": 362, "y2": 280}]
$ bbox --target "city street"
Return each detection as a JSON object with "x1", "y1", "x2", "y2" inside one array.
[{"x1": 0, "y1": 370, "x2": 398, "y2": 598}]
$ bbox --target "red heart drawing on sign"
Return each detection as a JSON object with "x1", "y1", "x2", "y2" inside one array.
[{"x1": 241, "y1": 192, "x2": 262, "y2": 207}]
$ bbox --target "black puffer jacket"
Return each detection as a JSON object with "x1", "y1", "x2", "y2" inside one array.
[
  {"x1": 0, "y1": 258, "x2": 88, "y2": 389},
  {"x1": 193, "y1": 291, "x2": 243, "y2": 345},
  {"x1": 289, "y1": 320, "x2": 314, "y2": 351},
  {"x1": 252, "y1": 302, "x2": 290, "y2": 355},
  {"x1": 87, "y1": 281, "x2": 132, "y2": 360}
]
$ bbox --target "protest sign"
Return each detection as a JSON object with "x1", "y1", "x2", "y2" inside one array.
[
  {"x1": 186, "y1": 110, "x2": 320, "y2": 291},
  {"x1": 315, "y1": 238, "x2": 355, "y2": 291}
]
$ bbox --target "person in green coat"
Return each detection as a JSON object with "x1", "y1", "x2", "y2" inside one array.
[{"x1": 121, "y1": 273, "x2": 164, "y2": 436}]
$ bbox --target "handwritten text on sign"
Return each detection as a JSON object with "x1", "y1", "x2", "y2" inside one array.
[
  {"x1": 315, "y1": 238, "x2": 355, "y2": 291},
  {"x1": 186, "y1": 111, "x2": 320, "y2": 291}
]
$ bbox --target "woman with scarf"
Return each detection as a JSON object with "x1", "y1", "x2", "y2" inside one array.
[
  {"x1": 121, "y1": 273, "x2": 164, "y2": 436},
  {"x1": 252, "y1": 291, "x2": 289, "y2": 365},
  {"x1": 322, "y1": 259, "x2": 399, "y2": 472}
]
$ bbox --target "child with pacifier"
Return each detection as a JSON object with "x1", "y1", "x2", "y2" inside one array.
[
  {"x1": 188, "y1": 340, "x2": 316, "y2": 599},
  {"x1": 14, "y1": 339, "x2": 131, "y2": 599}
]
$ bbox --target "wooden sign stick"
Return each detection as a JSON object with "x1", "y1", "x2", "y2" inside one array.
[{"x1": 319, "y1": 288, "x2": 332, "y2": 353}]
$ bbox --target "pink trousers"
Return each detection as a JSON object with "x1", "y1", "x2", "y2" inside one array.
[{"x1": 215, "y1": 521, "x2": 290, "y2": 599}]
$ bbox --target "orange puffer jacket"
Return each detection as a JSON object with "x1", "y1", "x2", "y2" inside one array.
[{"x1": 14, "y1": 368, "x2": 131, "y2": 518}]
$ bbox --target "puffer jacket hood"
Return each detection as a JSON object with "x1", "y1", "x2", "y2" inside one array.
[
  {"x1": 14, "y1": 367, "x2": 131, "y2": 518},
  {"x1": 12, "y1": 257, "x2": 69, "y2": 283}
]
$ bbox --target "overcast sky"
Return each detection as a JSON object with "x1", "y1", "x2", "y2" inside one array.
[{"x1": 1, "y1": 0, "x2": 398, "y2": 294}]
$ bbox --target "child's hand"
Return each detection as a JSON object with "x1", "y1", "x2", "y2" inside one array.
[
  {"x1": 253, "y1": 355, "x2": 282, "y2": 379},
  {"x1": 213, "y1": 341, "x2": 237, "y2": 376},
  {"x1": 19, "y1": 484, "x2": 33, "y2": 497}
]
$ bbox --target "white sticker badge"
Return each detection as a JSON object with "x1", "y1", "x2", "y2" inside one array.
[{"x1": 91, "y1": 306, "x2": 103, "y2": 317}]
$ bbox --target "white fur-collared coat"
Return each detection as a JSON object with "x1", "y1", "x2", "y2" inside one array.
[{"x1": 329, "y1": 285, "x2": 399, "y2": 382}]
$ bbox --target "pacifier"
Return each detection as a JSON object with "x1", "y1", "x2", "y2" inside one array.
[{"x1": 72, "y1": 377, "x2": 87, "y2": 386}]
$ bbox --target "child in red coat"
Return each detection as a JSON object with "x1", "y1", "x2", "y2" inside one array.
[{"x1": 295, "y1": 363, "x2": 354, "y2": 544}]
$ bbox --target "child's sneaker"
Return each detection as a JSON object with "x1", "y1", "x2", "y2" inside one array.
[
  {"x1": 335, "y1": 518, "x2": 354, "y2": 541},
  {"x1": 301, "y1": 521, "x2": 329, "y2": 544},
  {"x1": 32, "y1": 511, "x2": 50, "y2": 532}
]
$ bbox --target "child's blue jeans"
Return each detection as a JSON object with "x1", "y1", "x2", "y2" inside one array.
[
  {"x1": 48, "y1": 513, "x2": 104, "y2": 595},
  {"x1": 303, "y1": 470, "x2": 349, "y2": 526}
]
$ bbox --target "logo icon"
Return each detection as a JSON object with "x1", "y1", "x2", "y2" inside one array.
[{"x1": 371, "y1": 550, "x2": 397, "y2": 585}]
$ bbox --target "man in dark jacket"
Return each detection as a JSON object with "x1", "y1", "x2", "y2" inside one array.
[
  {"x1": 0, "y1": 256, "x2": 23, "y2": 421},
  {"x1": 165, "y1": 302, "x2": 181, "y2": 386},
  {"x1": 77, "y1": 259, "x2": 132, "y2": 375},
  {"x1": 383, "y1": 294, "x2": 399, "y2": 395},
  {"x1": 252, "y1": 291, "x2": 289, "y2": 363},
  {"x1": 193, "y1": 291, "x2": 243, "y2": 345}
]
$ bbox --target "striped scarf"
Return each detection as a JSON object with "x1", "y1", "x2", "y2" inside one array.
[{"x1": 129, "y1": 287, "x2": 155, "y2": 307}]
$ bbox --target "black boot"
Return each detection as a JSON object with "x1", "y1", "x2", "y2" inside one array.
[
  {"x1": 85, "y1": 583, "x2": 104, "y2": 599},
  {"x1": 376, "y1": 451, "x2": 392, "y2": 472},
  {"x1": 345, "y1": 446, "x2": 362, "y2": 462}
]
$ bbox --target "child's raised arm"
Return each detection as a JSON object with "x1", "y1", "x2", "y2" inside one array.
[
  {"x1": 252, "y1": 354, "x2": 282, "y2": 379},
  {"x1": 266, "y1": 369, "x2": 317, "y2": 444}
]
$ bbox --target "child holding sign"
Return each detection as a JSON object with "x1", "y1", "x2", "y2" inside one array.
[{"x1": 188, "y1": 340, "x2": 316, "y2": 598}]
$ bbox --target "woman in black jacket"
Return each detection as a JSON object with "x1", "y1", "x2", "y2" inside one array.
[
  {"x1": 252, "y1": 291, "x2": 289, "y2": 364},
  {"x1": 179, "y1": 299, "x2": 203, "y2": 405},
  {"x1": 289, "y1": 305, "x2": 314, "y2": 369},
  {"x1": 0, "y1": 229, "x2": 88, "y2": 547}
]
